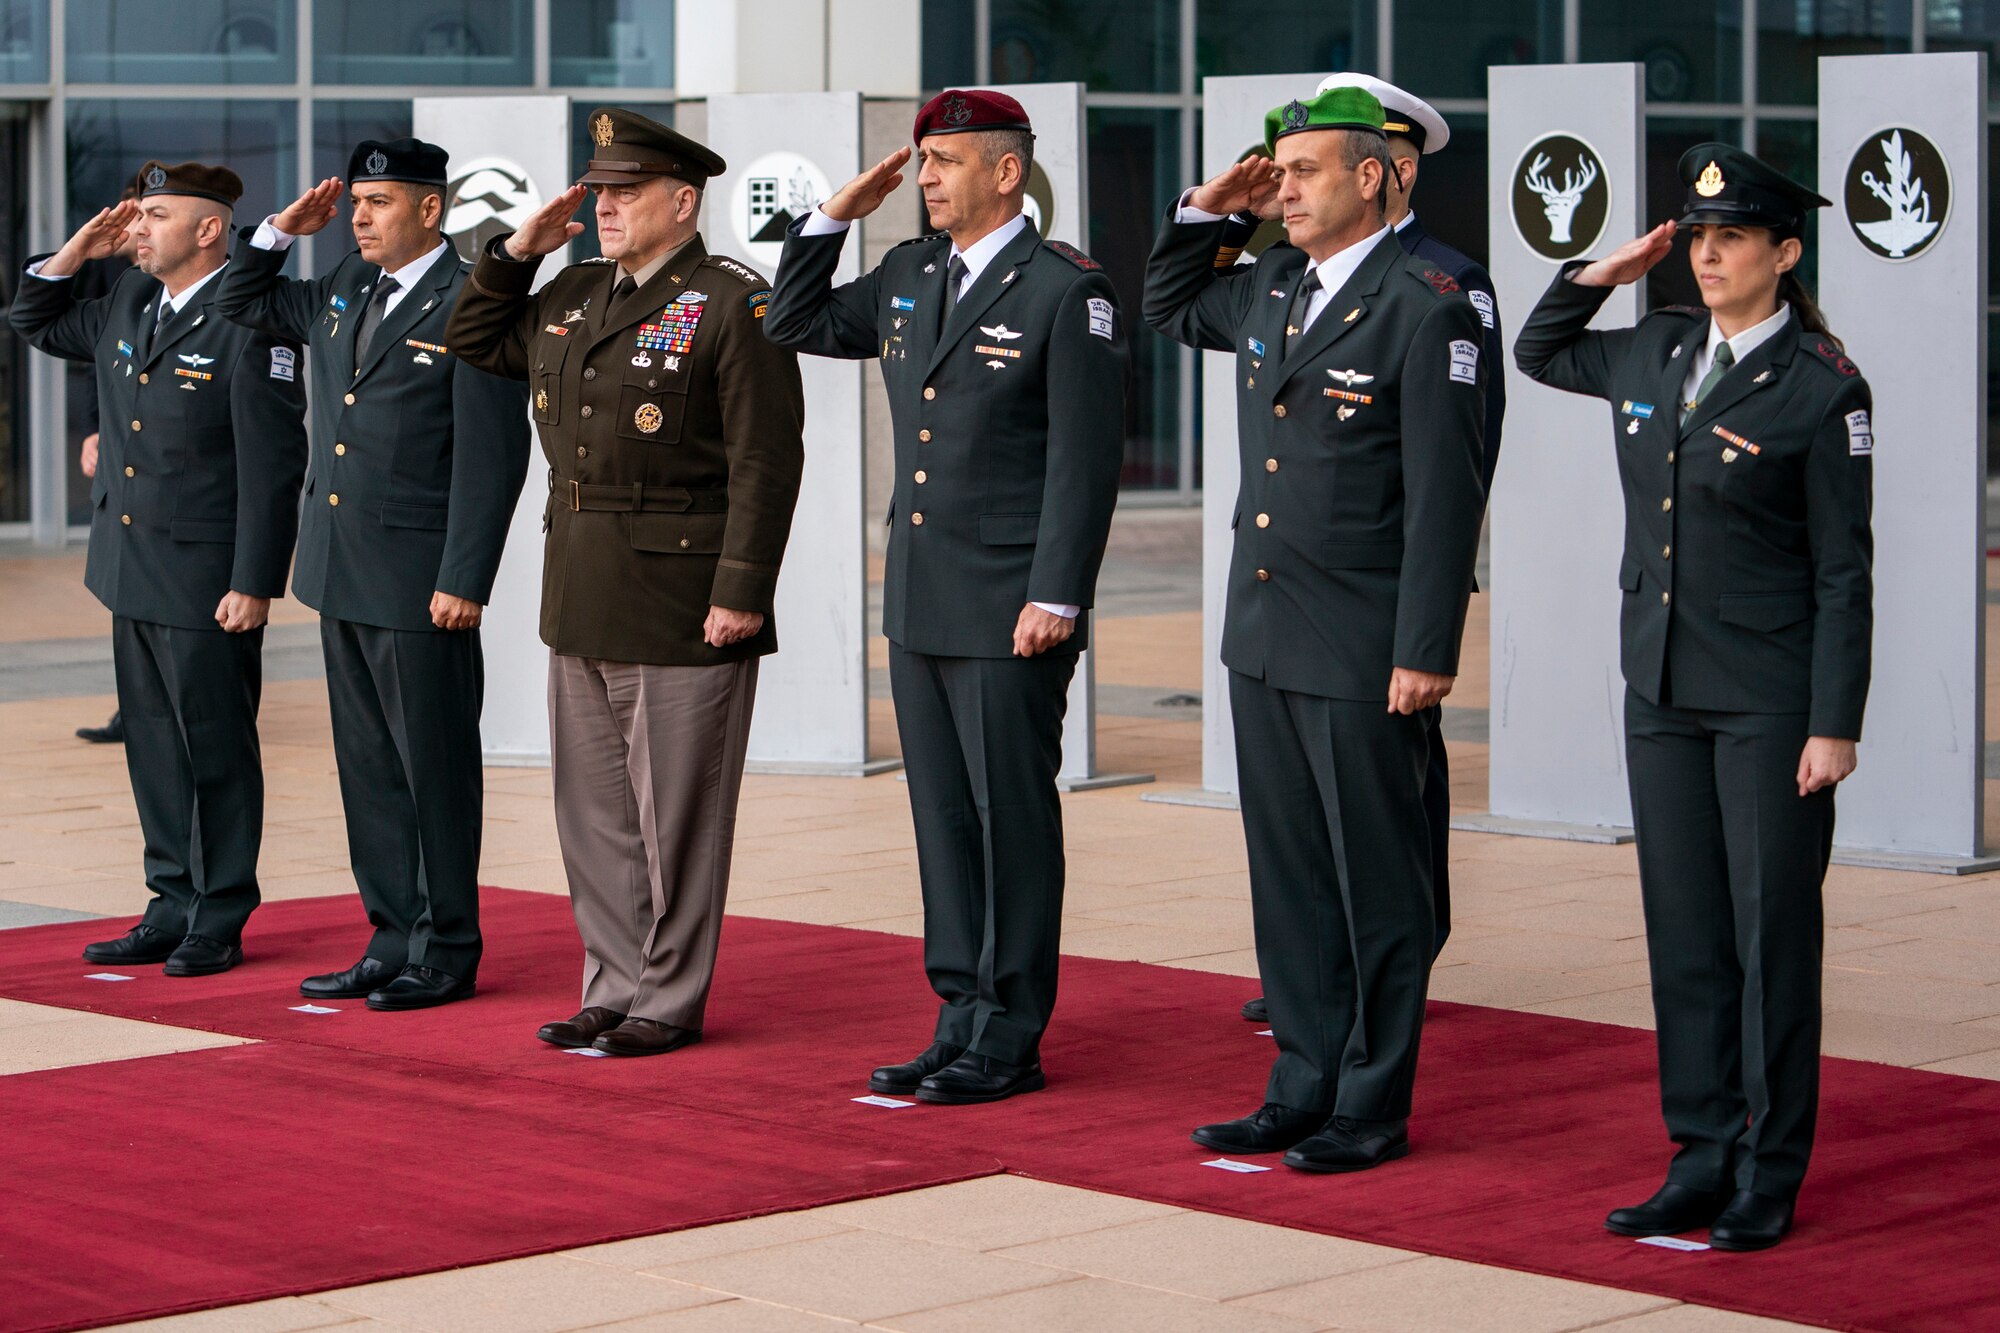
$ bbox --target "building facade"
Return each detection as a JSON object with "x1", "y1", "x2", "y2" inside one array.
[{"x1": 0, "y1": 0, "x2": 1987, "y2": 542}]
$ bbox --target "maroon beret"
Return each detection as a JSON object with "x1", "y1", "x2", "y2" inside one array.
[{"x1": 913, "y1": 89, "x2": 1033, "y2": 142}]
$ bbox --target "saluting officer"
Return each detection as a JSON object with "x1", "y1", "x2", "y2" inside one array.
[
  {"x1": 9, "y1": 162, "x2": 307, "y2": 977},
  {"x1": 216, "y1": 138, "x2": 531, "y2": 1011},
  {"x1": 765, "y1": 89, "x2": 1127, "y2": 1105},
  {"x1": 1236, "y1": 73, "x2": 1505, "y2": 1027},
  {"x1": 448, "y1": 108, "x2": 804, "y2": 1056},
  {"x1": 1516, "y1": 145, "x2": 1872, "y2": 1251},
  {"x1": 1145, "y1": 88, "x2": 1487, "y2": 1171}
]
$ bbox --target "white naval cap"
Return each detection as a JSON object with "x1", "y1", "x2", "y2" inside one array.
[{"x1": 1314, "y1": 73, "x2": 1449, "y2": 154}]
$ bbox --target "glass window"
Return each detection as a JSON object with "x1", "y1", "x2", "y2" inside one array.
[
  {"x1": 1088, "y1": 106, "x2": 1182, "y2": 490},
  {"x1": 312, "y1": 99, "x2": 413, "y2": 186},
  {"x1": 1758, "y1": 0, "x2": 1911, "y2": 105},
  {"x1": 315, "y1": 0, "x2": 530, "y2": 86},
  {"x1": 551, "y1": 0, "x2": 673, "y2": 88},
  {"x1": 921, "y1": 0, "x2": 975, "y2": 90},
  {"x1": 0, "y1": 104, "x2": 30, "y2": 522},
  {"x1": 990, "y1": 0, "x2": 1179, "y2": 93},
  {"x1": 67, "y1": 0, "x2": 294, "y2": 85},
  {"x1": 1643, "y1": 116, "x2": 1742, "y2": 310},
  {"x1": 0, "y1": 0, "x2": 48, "y2": 84},
  {"x1": 1394, "y1": 0, "x2": 1560, "y2": 100},
  {"x1": 1195, "y1": 0, "x2": 1367, "y2": 80},
  {"x1": 1580, "y1": 2, "x2": 1743, "y2": 104},
  {"x1": 566, "y1": 101, "x2": 674, "y2": 261},
  {"x1": 65, "y1": 98, "x2": 298, "y2": 231}
]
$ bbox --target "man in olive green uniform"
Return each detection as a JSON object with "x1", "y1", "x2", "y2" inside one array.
[
  {"x1": 1145, "y1": 89, "x2": 1487, "y2": 1170},
  {"x1": 766, "y1": 90, "x2": 1127, "y2": 1105},
  {"x1": 448, "y1": 108, "x2": 804, "y2": 1055},
  {"x1": 218, "y1": 138, "x2": 532, "y2": 1011},
  {"x1": 10, "y1": 163, "x2": 307, "y2": 977}
]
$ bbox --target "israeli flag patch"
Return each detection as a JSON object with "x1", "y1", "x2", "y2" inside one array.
[
  {"x1": 1086, "y1": 297, "x2": 1115, "y2": 340},
  {"x1": 269, "y1": 346, "x2": 296, "y2": 382},
  {"x1": 1468, "y1": 289, "x2": 1495, "y2": 329},
  {"x1": 1845, "y1": 409, "x2": 1873, "y2": 456},
  {"x1": 1448, "y1": 339, "x2": 1479, "y2": 385}
]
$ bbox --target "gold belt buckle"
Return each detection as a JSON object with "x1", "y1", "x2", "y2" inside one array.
[{"x1": 569, "y1": 478, "x2": 581, "y2": 511}]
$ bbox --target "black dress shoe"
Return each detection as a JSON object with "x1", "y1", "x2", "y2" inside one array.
[
  {"x1": 538, "y1": 1007, "x2": 629, "y2": 1048},
  {"x1": 1191, "y1": 1103, "x2": 1324, "y2": 1154},
  {"x1": 163, "y1": 935, "x2": 242, "y2": 977},
  {"x1": 592, "y1": 1017, "x2": 701, "y2": 1056},
  {"x1": 1283, "y1": 1117, "x2": 1410, "y2": 1173},
  {"x1": 76, "y1": 712, "x2": 124, "y2": 744},
  {"x1": 300, "y1": 956, "x2": 400, "y2": 1000},
  {"x1": 1604, "y1": 1182, "x2": 1733, "y2": 1237},
  {"x1": 869, "y1": 1041, "x2": 967, "y2": 1095},
  {"x1": 1708, "y1": 1190, "x2": 1794, "y2": 1251},
  {"x1": 1240, "y1": 996, "x2": 1269, "y2": 1023},
  {"x1": 81, "y1": 924, "x2": 179, "y2": 965},
  {"x1": 365, "y1": 965, "x2": 475, "y2": 1011},
  {"x1": 915, "y1": 1052, "x2": 1045, "y2": 1104}
]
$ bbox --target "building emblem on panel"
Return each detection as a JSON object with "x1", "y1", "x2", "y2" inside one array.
[
  {"x1": 442, "y1": 158, "x2": 544, "y2": 264},
  {"x1": 1845, "y1": 127, "x2": 1949, "y2": 261},
  {"x1": 1511, "y1": 134, "x2": 1609, "y2": 262},
  {"x1": 731, "y1": 152, "x2": 834, "y2": 270}
]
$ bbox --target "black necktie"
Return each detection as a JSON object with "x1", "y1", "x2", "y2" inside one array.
[
  {"x1": 614, "y1": 275, "x2": 638, "y2": 302},
  {"x1": 355, "y1": 275, "x2": 398, "y2": 361},
  {"x1": 1285, "y1": 269, "x2": 1321, "y2": 356},
  {"x1": 940, "y1": 255, "x2": 968, "y2": 338}
]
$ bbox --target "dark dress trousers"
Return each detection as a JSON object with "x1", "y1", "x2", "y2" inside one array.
[
  {"x1": 1515, "y1": 265, "x2": 1873, "y2": 1199},
  {"x1": 765, "y1": 217, "x2": 1127, "y2": 1065},
  {"x1": 9, "y1": 261, "x2": 307, "y2": 943},
  {"x1": 1146, "y1": 213, "x2": 1487, "y2": 1120},
  {"x1": 216, "y1": 236, "x2": 531, "y2": 979}
]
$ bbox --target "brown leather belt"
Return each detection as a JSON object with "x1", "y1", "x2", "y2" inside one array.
[{"x1": 552, "y1": 476, "x2": 729, "y2": 513}]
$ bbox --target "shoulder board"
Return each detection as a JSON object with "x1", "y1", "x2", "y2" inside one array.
[
  {"x1": 1043, "y1": 238, "x2": 1102, "y2": 271},
  {"x1": 1404, "y1": 261, "x2": 1458, "y2": 297},
  {"x1": 581, "y1": 256, "x2": 615, "y2": 264},
  {"x1": 1804, "y1": 334, "x2": 1862, "y2": 378},
  {"x1": 890, "y1": 232, "x2": 946, "y2": 253},
  {"x1": 1661, "y1": 304, "x2": 1704, "y2": 317},
  {"x1": 702, "y1": 254, "x2": 769, "y2": 287}
]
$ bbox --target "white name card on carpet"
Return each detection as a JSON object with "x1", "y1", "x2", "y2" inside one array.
[
  {"x1": 852, "y1": 1095, "x2": 915, "y2": 1109},
  {"x1": 566, "y1": 1048, "x2": 609, "y2": 1058},
  {"x1": 1255, "y1": 1029, "x2": 1274, "y2": 1037},
  {"x1": 1637, "y1": 1236, "x2": 1711, "y2": 1252},
  {"x1": 84, "y1": 973, "x2": 133, "y2": 982},
  {"x1": 1201, "y1": 1158, "x2": 1272, "y2": 1174},
  {"x1": 288, "y1": 1004, "x2": 340, "y2": 1014}
]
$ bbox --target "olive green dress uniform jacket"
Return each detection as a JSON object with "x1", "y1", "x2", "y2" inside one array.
[
  {"x1": 215, "y1": 238, "x2": 531, "y2": 631},
  {"x1": 1143, "y1": 216, "x2": 1488, "y2": 697},
  {"x1": 762, "y1": 219, "x2": 1127, "y2": 658},
  {"x1": 444, "y1": 236, "x2": 805, "y2": 665},
  {"x1": 1513, "y1": 265, "x2": 1873, "y2": 739},
  {"x1": 8, "y1": 260, "x2": 308, "y2": 627}
]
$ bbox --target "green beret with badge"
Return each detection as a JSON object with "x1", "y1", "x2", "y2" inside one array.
[{"x1": 1263, "y1": 86, "x2": 1387, "y2": 155}]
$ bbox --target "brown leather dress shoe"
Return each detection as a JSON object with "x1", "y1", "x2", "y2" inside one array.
[
  {"x1": 537, "y1": 1006, "x2": 628, "y2": 1049},
  {"x1": 592, "y1": 1017, "x2": 701, "y2": 1057}
]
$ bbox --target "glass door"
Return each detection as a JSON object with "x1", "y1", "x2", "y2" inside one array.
[{"x1": 0, "y1": 101, "x2": 29, "y2": 525}]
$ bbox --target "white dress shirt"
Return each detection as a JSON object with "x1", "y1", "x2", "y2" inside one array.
[
  {"x1": 253, "y1": 217, "x2": 450, "y2": 318},
  {"x1": 1174, "y1": 189, "x2": 1389, "y2": 332},
  {"x1": 1679, "y1": 301, "x2": 1792, "y2": 414},
  {"x1": 802, "y1": 207, "x2": 1077, "y2": 621}
]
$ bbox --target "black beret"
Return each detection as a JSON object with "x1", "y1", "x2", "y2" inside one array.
[
  {"x1": 579, "y1": 107, "x2": 726, "y2": 188},
  {"x1": 137, "y1": 160, "x2": 243, "y2": 208},
  {"x1": 349, "y1": 137, "x2": 449, "y2": 188}
]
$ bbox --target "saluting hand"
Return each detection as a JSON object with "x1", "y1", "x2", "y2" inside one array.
[
  {"x1": 1797, "y1": 736, "x2": 1857, "y2": 796},
  {"x1": 822, "y1": 148, "x2": 911, "y2": 224},
  {"x1": 1571, "y1": 222, "x2": 1677, "y2": 288},
  {"x1": 430, "y1": 591, "x2": 483, "y2": 631},
  {"x1": 273, "y1": 178, "x2": 345, "y2": 237},
  {"x1": 1189, "y1": 155, "x2": 1280, "y2": 218},
  {"x1": 40, "y1": 201, "x2": 141, "y2": 277},
  {"x1": 1387, "y1": 667, "x2": 1453, "y2": 715},
  {"x1": 1012, "y1": 604, "x2": 1075, "y2": 658},
  {"x1": 503, "y1": 184, "x2": 589, "y2": 260}
]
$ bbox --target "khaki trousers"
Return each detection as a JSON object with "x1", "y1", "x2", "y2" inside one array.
[{"x1": 548, "y1": 650, "x2": 758, "y2": 1028}]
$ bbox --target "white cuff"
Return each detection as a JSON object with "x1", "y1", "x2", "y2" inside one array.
[
  {"x1": 25, "y1": 259, "x2": 68, "y2": 282},
  {"x1": 251, "y1": 216, "x2": 297, "y2": 251},
  {"x1": 1175, "y1": 189, "x2": 1227, "y2": 224},
  {"x1": 800, "y1": 207, "x2": 851, "y2": 237},
  {"x1": 1032, "y1": 602, "x2": 1080, "y2": 620}
]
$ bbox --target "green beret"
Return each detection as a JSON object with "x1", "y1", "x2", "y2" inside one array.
[{"x1": 1264, "y1": 87, "x2": 1387, "y2": 155}]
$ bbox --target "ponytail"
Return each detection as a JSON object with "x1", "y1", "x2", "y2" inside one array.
[{"x1": 1778, "y1": 270, "x2": 1841, "y2": 352}]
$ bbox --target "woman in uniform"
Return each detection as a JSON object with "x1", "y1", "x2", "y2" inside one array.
[{"x1": 1515, "y1": 144, "x2": 1873, "y2": 1251}]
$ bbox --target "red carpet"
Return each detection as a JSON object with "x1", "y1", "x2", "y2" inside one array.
[{"x1": 2, "y1": 888, "x2": 1998, "y2": 1332}]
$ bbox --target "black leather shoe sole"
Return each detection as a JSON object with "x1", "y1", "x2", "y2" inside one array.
[
  {"x1": 1708, "y1": 1229, "x2": 1787, "y2": 1252},
  {"x1": 1606, "y1": 1210, "x2": 1723, "y2": 1238},
  {"x1": 1283, "y1": 1140, "x2": 1410, "y2": 1173},
  {"x1": 1240, "y1": 997, "x2": 1269, "y2": 1023},
  {"x1": 366, "y1": 984, "x2": 476, "y2": 1012},
  {"x1": 913, "y1": 1069, "x2": 1046, "y2": 1105},
  {"x1": 163, "y1": 944, "x2": 242, "y2": 977},
  {"x1": 81, "y1": 942, "x2": 177, "y2": 965}
]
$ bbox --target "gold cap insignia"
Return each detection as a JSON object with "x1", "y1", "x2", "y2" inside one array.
[
  {"x1": 1694, "y1": 161, "x2": 1725, "y2": 198},
  {"x1": 592, "y1": 113, "x2": 615, "y2": 149},
  {"x1": 634, "y1": 402, "x2": 663, "y2": 434}
]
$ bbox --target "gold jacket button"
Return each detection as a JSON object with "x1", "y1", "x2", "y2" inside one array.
[
  {"x1": 123, "y1": 466, "x2": 134, "y2": 477},
  {"x1": 1256, "y1": 568, "x2": 1270, "y2": 581},
  {"x1": 679, "y1": 538, "x2": 690, "y2": 548},
  {"x1": 576, "y1": 446, "x2": 587, "y2": 458},
  {"x1": 918, "y1": 429, "x2": 932, "y2": 442},
  {"x1": 580, "y1": 405, "x2": 593, "y2": 419},
  {"x1": 334, "y1": 443, "x2": 346, "y2": 456},
  {"x1": 1265, "y1": 458, "x2": 1278, "y2": 473},
  {"x1": 1661, "y1": 591, "x2": 1671, "y2": 605},
  {"x1": 1662, "y1": 544, "x2": 1671, "y2": 559},
  {"x1": 120, "y1": 514, "x2": 131, "y2": 525},
  {"x1": 911, "y1": 512, "x2": 925, "y2": 525},
  {"x1": 1661, "y1": 497, "x2": 1672, "y2": 512},
  {"x1": 914, "y1": 470, "x2": 927, "y2": 483},
  {"x1": 1273, "y1": 404, "x2": 1287, "y2": 418},
  {"x1": 1255, "y1": 513, "x2": 1270, "y2": 528},
  {"x1": 329, "y1": 493, "x2": 340, "y2": 506},
  {"x1": 583, "y1": 368, "x2": 596, "y2": 380},
  {"x1": 131, "y1": 419, "x2": 142, "y2": 431},
  {"x1": 923, "y1": 387, "x2": 936, "y2": 400},
  {"x1": 138, "y1": 373, "x2": 148, "y2": 384},
  {"x1": 343, "y1": 392, "x2": 356, "y2": 405}
]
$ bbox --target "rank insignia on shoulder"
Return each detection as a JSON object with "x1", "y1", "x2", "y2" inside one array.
[
  {"x1": 1426, "y1": 269, "x2": 1460, "y2": 295},
  {"x1": 582, "y1": 255, "x2": 615, "y2": 264},
  {"x1": 712, "y1": 258, "x2": 766, "y2": 284},
  {"x1": 1812, "y1": 339, "x2": 1860, "y2": 377},
  {"x1": 891, "y1": 296, "x2": 916, "y2": 311},
  {"x1": 1045, "y1": 239, "x2": 1101, "y2": 270},
  {"x1": 747, "y1": 289, "x2": 772, "y2": 318}
]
